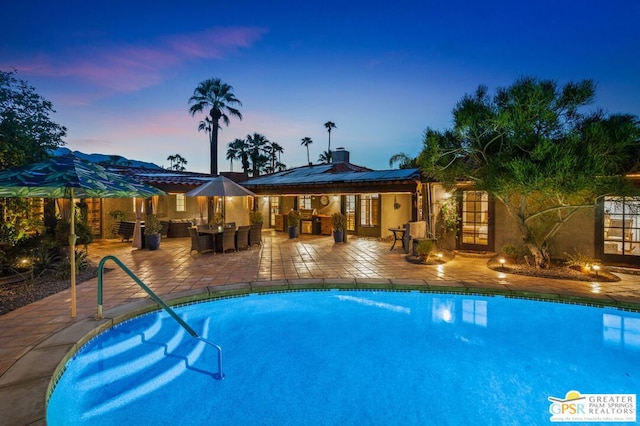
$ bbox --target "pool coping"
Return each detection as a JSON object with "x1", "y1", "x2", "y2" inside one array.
[{"x1": 5, "y1": 278, "x2": 640, "y2": 425}]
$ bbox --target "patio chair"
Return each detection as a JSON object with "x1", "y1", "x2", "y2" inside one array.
[
  {"x1": 196, "y1": 224, "x2": 210, "y2": 232},
  {"x1": 249, "y1": 223, "x2": 262, "y2": 247},
  {"x1": 236, "y1": 225, "x2": 250, "y2": 251},
  {"x1": 222, "y1": 227, "x2": 236, "y2": 253},
  {"x1": 189, "y1": 227, "x2": 213, "y2": 255},
  {"x1": 224, "y1": 222, "x2": 236, "y2": 229}
]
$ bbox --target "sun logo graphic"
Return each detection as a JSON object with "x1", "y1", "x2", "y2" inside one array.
[{"x1": 549, "y1": 390, "x2": 636, "y2": 422}]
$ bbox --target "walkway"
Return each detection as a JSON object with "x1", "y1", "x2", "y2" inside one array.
[{"x1": 2, "y1": 231, "x2": 640, "y2": 425}]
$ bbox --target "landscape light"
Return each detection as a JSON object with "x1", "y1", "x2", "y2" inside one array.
[
  {"x1": 592, "y1": 264, "x2": 600, "y2": 277},
  {"x1": 499, "y1": 258, "x2": 506, "y2": 270}
]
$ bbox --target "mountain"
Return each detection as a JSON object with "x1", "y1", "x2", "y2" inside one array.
[{"x1": 51, "y1": 148, "x2": 162, "y2": 169}]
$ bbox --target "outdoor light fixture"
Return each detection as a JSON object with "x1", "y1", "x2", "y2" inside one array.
[
  {"x1": 592, "y1": 264, "x2": 600, "y2": 277},
  {"x1": 437, "y1": 252, "x2": 443, "y2": 260},
  {"x1": 499, "y1": 257, "x2": 506, "y2": 270}
]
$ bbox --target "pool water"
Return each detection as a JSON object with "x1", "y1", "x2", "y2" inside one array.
[{"x1": 47, "y1": 290, "x2": 640, "y2": 425}]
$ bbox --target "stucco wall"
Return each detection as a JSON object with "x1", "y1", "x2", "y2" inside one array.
[
  {"x1": 493, "y1": 201, "x2": 596, "y2": 259},
  {"x1": 381, "y1": 193, "x2": 412, "y2": 238}
]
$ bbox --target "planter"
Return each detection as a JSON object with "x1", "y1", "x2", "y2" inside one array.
[
  {"x1": 146, "y1": 233, "x2": 161, "y2": 250},
  {"x1": 333, "y1": 230, "x2": 344, "y2": 243},
  {"x1": 288, "y1": 226, "x2": 299, "y2": 239}
]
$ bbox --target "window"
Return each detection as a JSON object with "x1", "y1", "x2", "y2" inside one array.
[
  {"x1": 603, "y1": 197, "x2": 640, "y2": 256},
  {"x1": 359, "y1": 194, "x2": 379, "y2": 227},
  {"x1": 298, "y1": 195, "x2": 311, "y2": 210},
  {"x1": 176, "y1": 193, "x2": 186, "y2": 212},
  {"x1": 345, "y1": 195, "x2": 356, "y2": 231},
  {"x1": 269, "y1": 196, "x2": 280, "y2": 227}
]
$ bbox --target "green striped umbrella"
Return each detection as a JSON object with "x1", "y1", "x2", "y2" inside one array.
[{"x1": 0, "y1": 153, "x2": 165, "y2": 317}]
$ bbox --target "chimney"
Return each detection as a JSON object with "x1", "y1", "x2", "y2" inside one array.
[{"x1": 331, "y1": 147, "x2": 349, "y2": 164}]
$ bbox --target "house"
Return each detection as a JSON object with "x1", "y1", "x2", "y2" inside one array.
[{"x1": 241, "y1": 148, "x2": 424, "y2": 238}]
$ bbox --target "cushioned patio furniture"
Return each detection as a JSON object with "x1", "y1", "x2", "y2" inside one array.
[
  {"x1": 166, "y1": 219, "x2": 192, "y2": 238},
  {"x1": 235, "y1": 225, "x2": 250, "y2": 251}
]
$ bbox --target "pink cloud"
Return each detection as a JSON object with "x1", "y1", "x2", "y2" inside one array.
[
  {"x1": 164, "y1": 27, "x2": 266, "y2": 59},
  {"x1": 2, "y1": 26, "x2": 266, "y2": 95}
]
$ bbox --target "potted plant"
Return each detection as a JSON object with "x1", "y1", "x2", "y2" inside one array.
[
  {"x1": 416, "y1": 239, "x2": 434, "y2": 263},
  {"x1": 287, "y1": 209, "x2": 300, "y2": 239},
  {"x1": 250, "y1": 210, "x2": 264, "y2": 225},
  {"x1": 144, "y1": 213, "x2": 163, "y2": 250},
  {"x1": 331, "y1": 212, "x2": 347, "y2": 243},
  {"x1": 210, "y1": 212, "x2": 224, "y2": 232}
]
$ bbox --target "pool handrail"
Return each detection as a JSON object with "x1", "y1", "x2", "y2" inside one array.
[{"x1": 96, "y1": 255, "x2": 224, "y2": 379}]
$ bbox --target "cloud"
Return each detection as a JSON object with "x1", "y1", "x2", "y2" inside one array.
[{"x1": 2, "y1": 26, "x2": 266, "y2": 95}]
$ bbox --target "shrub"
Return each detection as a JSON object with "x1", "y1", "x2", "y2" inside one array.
[
  {"x1": 55, "y1": 220, "x2": 93, "y2": 247},
  {"x1": 417, "y1": 239, "x2": 435, "y2": 260},
  {"x1": 144, "y1": 214, "x2": 162, "y2": 236},
  {"x1": 250, "y1": 210, "x2": 264, "y2": 224},
  {"x1": 331, "y1": 212, "x2": 347, "y2": 231},
  {"x1": 287, "y1": 210, "x2": 301, "y2": 227},
  {"x1": 565, "y1": 249, "x2": 599, "y2": 269}
]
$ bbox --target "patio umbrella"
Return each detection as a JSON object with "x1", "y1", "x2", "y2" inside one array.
[
  {"x1": 186, "y1": 176, "x2": 255, "y2": 226},
  {"x1": 185, "y1": 176, "x2": 256, "y2": 197},
  {"x1": 0, "y1": 153, "x2": 165, "y2": 317}
]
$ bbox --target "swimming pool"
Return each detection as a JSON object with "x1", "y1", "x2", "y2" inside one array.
[{"x1": 47, "y1": 290, "x2": 640, "y2": 424}]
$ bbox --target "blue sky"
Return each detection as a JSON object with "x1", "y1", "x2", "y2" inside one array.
[{"x1": 2, "y1": 0, "x2": 639, "y2": 173}]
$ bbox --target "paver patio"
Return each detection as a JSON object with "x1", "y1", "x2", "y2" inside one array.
[{"x1": 1, "y1": 230, "x2": 640, "y2": 425}]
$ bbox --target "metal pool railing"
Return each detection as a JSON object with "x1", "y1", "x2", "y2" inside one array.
[{"x1": 96, "y1": 255, "x2": 224, "y2": 380}]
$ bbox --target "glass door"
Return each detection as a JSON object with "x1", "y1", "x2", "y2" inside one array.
[{"x1": 459, "y1": 190, "x2": 493, "y2": 251}]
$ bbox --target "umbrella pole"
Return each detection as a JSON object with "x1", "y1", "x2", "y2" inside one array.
[{"x1": 69, "y1": 190, "x2": 77, "y2": 318}]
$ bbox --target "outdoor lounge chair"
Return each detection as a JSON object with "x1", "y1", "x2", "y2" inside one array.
[
  {"x1": 235, "y1": 225, "x2": 250, "y2": 251},
  {"x1": 249, "y1": 223, "x2": 262, "y2": 247},
  {"x1": 222, "y1": 227, "x2": 236, "y2": 253},
  {"x1": 189, "y1": 227, "x2": 213, "y2": 255}
]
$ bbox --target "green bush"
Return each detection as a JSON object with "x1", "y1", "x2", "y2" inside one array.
[
  {"x1": 54, "y1": 220, "x2": 93, "y2": 247},
  {"x1": 144, "y1": 214, "x2": 162, "y2": 236},
  {"x1": 331, "y1": 212, "x2": 347, "y2": 231},
  {"x1": 287, "y1": 210, "x2": 301, "y2": 227},
  {"x1": 250, "y1": 210, "x2": 264, "y2": 224},
  {"x1": 417, "y1": 239, "x2": 435, "y2": 259}
]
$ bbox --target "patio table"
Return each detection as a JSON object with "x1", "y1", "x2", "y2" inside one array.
[{"x1": 388, "y1": 228, "x2": 406, "y2": 251}]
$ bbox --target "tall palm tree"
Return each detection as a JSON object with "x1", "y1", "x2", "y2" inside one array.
[
  {"x1": 324, "y1": 121, "x2": 336, "y2": 157},
  {"x1": 188, "y1": 78, "x2": 242, "y2": 175},
  {"x1": 301, "y1": 137, "x2": 313, "y2": 165},
  {"x1": 267, "y1": 141, "x2": 284, "y2": 173}
]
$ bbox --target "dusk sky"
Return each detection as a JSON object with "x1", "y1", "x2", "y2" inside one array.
[{"x1": 2, "y1": 1, "x2": 639, "y2": 173}]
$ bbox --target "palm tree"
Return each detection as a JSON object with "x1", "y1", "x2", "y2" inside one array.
[
  {"x1": 226, "y1": 138, "x2": 244, "y2": 172},
  {"x1": 324, "y1": 121, "x2": 336, "y2": 157},
  {"x1": 318, "y1": 150, "x2": 332, "y2": 164},
  {"x1": 388, "y1": 152, "x2": 417, "y2": 169},
  {"x1": 301, "y1": 137, "x2": 313, "y2": 165},
  {"x1": 246, "y1": 133, "x2": 269, "y2": 177},
  {"x1": 267, "y1": 141, "x2": 284, "y2": 173},
  {"x1": 188, "y1": 78, "x2": 242, "y2": 175},
  {"x1": 167, "y1": 154, "x2": 188, "y2": 171}
]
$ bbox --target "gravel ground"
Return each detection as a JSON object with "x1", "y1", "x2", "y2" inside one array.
[{"x1": 0, "y1": 266, "x2": 98, "y2": 316}]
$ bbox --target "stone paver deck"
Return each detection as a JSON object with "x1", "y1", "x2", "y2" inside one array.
[{"x1": 1, "y1": 231, "x2": 640, "y2": 425}]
